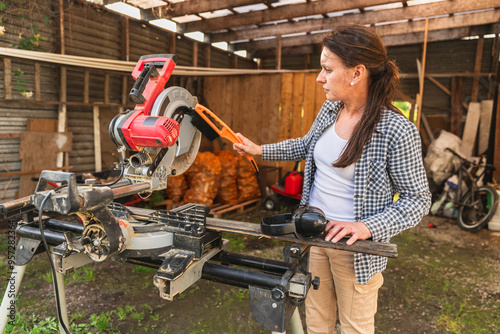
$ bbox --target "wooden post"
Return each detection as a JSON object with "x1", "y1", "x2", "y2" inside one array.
[
  {"x1": 93, "y1": 106, "x2": 102, "y2": 173},
  {"x1": 471, "y1": 36, "x2": 485, "y2": 103},
  {"x1": 57, "y1": 66, "x2": 67, "y2": 168},
  {"x1": 192, "y1": 42, "x2": 198, "y2": 67},
  {"x1": 4, "y1": 58, "x2": 11, "y2": 99},
  {"x1": 276, "y1": 36, "x2": 282, "y2": 70},
  {"x1": 122, "y1": 75, "x2": 128, "y2": 106},
  {"x1": 451, "y1": 76, "x2": 464, "y2": 136},
  {"x1": 488, "y1": 35, "x2": 499, "y2": 99},
  {"x1": 415, "y1": 17, "x2": 429, "y2": 131},
  {"x1": 170, "y1": 32, "x2": 176, "y2": 54},
  {"x1": 34, "y1": 63, "x2": 41, "y2": 101},
  {"x1": 83, "y1": 70, "x2": 89, "y2": 104},
  {"x1": 494, "y1": 85, "x2": 500, "y2": 180},
  {"x1": 104, "y1": 73, "x2": 110, "y2": 105},
  {"x1": 59, "y1": 0, "x2": 65, "y2": 54},
  {"x1": 206, "y1": 44, "x2": 211, "y2": 67}
]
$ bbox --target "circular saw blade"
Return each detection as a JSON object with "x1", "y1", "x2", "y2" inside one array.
[{"x1": 150, "y1": 86, "x2": 201, "y2": 176}]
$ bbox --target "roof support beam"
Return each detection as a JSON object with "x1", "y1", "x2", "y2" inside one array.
[
  {"x1": 183, "y1": 0, "x2": 403, "y2": 33},
  {"x1": 211, "y1": 0, "x2": 496, "y2": 43},
  {"x1": 234, "y1": 9, "x2": 500, "y2": 52}
]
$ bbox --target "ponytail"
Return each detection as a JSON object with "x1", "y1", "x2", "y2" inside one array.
[{"x1": 323, "y1": 25, "x2": 400, "y2": 168}]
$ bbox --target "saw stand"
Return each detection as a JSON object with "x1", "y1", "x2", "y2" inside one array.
[{"x1": 0, "y1": 205, "x2": 315, "y2": 334}]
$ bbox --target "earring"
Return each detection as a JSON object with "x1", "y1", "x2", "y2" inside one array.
[{"x1": 350, "y1": 82, "x2": 354, "y2": 86}]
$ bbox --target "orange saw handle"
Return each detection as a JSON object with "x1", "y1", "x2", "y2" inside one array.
[{"x1": 194, "y1": 104, "x2": 259, "y2": 173}]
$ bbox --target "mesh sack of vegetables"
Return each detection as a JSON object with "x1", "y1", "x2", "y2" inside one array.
[
  {"x1": 182, "y1": 152, "x2": 222, "y2": 207},
  {"x1": 165, "y1": 174, "x2": 187, "y2": 203},
  {"x1": 237, "y1": 155, "x2": 261, "y2": 202},
  {"x1": 213, "y1": 150, "x2": 240, "y2": 205}
]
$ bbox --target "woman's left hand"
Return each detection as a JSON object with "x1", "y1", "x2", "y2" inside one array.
[{"x1": 324, "y1": 220, "x2": 372, "y2": 245}]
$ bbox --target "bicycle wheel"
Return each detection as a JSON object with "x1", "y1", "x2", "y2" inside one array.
[{"x1": 457, "y1": 185, "x2": 498, "y2": 231}]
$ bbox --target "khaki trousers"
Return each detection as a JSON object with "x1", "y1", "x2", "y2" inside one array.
[{"x1": 305, "y1": 247, "x2": 384, "y2": 334}]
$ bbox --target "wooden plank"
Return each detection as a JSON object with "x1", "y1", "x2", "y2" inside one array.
[
  {"x1": 0, "y1": 165, "x2": 72, "y2": 178},
  {"x1": 450, "y1": 77, "x2": 464, "y2": 136},
  {"x1": 494, "y1": 85, "x2": 500, "y2": 180},
  {"x1": 302, "y1": 73, "x2": 317, "y2": 137},
  {"x1": 276, "y1": 36, "x2": 282, "y2": 70},
  {"x1": 260, "y1": 74, "x2": 281, "y2": 145},
  {"x1": 290, "y1": 72, "x2": 305, "y2": 139},
  {"x1": 278, "y1": 73, "x2": 293, "y2": 142},
  {"x1": 93, "y1": 106, "x2": 102, "y2": 172},
  {"x1": 416, "y1": 16, "x2": 428, "y2": 130},
  {"x1": 27, "y1": 119, "x2": 57, "y2": 132},
  {"x1": 34, "y1": 63, "x2": 41, "y2": 101},
  {"x1": 478, "y1": 100, "x2": 494, "y2": 155},
  {"x1": 205, "y1": 217, "x2": 398, "y2": 258},
  {"x1": 4, "y1": 58, "x2": 11, "y2": 99},
  {"x1": 314, "y1": 74, "x2": 324, "y2": 118},
  {"x1": 104, "y1": 73, "x2": 110, "y2": 105},
  {"x1": 84, "y1": 70, "x2": 90, "y2": 104},
  {"x1": 470, "y1": 37, "x2": 484, "y2": 103},
  {"x1": 18, "y1": 132, "x2": 73, "y2": 197},
  {"x1": 461, "y1": 102, "x2": 481, "y2": 157}
]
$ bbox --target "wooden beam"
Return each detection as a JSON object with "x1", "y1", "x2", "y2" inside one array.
[
  {"x1": 276, "y1": 36, "x2": 281, "y2": 70},
  {"x1": 93, "y1": 105, "x2": 102, "y2": 173},
  {"x1": 4, "y1": 58, "x2": 11, "y2": 99},
  {"x1": 494, "y1": 85, "x2": 500, "y2": 180},
  {"x1": 184, "y1": 0, "x2": 403, "y2": 33},
  {"x1": 192, "y1": 42, "x2": 198, "y2": 67},
  {"x1": 104, "y1": 73, "x2": 110, "y2": 105},
  {"x1": 166, "y1": 0, "x2": 265, "y2": 17},
  {"x1": 415, "y1": 18, "x2": 429, "y2": 131},
  {"x1": 451, "y1": 77, "x2": 465, "y2": 136},
  {"x1": 34, "y1": 63, "x2": 41, "y2": 101},
  {"x1": 211, "y1": 0, "x2": 495, "y2": 43},
  {"x1": 471, "y1": 36, "x2": 485, "y2": 102},
  {"x1": 234, "y1": 9, "x2": 500, "y2": 52},
  {"x1": 488, "y1": 35, "x2": 499, "y2": 99},
  {"x1": 59, "y1": 0, "x2": 65, "y2": 54},
  {"x1": 84, "y1": 70, "x2": 89, "y2": 104}
]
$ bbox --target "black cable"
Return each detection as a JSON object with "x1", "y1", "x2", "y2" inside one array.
[
  {"x1": 95, "y1": 147, "x2": 125, "y2": 187},
  {"x1": 38, "y1": 191, "x2": 70, "y2": 334}
]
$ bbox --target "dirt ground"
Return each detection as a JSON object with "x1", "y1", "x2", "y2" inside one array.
[{"x1": 1, "y1": 208, "x2": 500, "y2": 333}]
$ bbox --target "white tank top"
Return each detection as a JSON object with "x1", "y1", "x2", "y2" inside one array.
[{"x1": 309, "y1": 121, "x2": 355, "y2": 222}]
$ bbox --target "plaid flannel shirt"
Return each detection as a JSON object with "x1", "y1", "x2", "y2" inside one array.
[{"x1": 262, "y1": 100, "x2": 431, "y2": 284}]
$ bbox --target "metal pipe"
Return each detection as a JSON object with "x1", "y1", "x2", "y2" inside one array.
[
  {"x1": 0, "y1": 265, "x2": 26, "y2": 333},
  {"x1": 45, "y1": 219, "x2": 84, "y2": 234},
  {"x1": 111, "y1": 182, "x2": 150, "y2": 199},
  {"x1": 16, "y1": 225, "x2": 67, "y2": 245},
  {"x1": 202, "y1": 262, "x2": 284, "y2": 289},
  {"x1": 213, "y1": 251, "x2": 290, "y2": 274},
  {"x1": 0, "y1": 196, "x2": 33, "y2": 219}
]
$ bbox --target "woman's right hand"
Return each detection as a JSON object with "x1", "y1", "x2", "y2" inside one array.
[{"x1": 233, "y1": 133, "x2": 262, "y2": 156}]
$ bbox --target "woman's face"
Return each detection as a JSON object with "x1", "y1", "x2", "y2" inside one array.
[{"x1": 316, "y1": 48, "x2": 352, "y2": 101}]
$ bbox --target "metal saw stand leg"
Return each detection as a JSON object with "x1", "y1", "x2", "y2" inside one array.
[
  {"x1": 271, "y1": 308, "x2": 304, "y2": 334},
  {"x1": 53, "y1": 267, "x2": 69, "y2": 334},
  {"x1": 0, "y1": 265, "x2": 26, "y2": 333}
]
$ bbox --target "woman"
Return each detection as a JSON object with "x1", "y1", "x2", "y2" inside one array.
[{"x1": 234, "y1": 25, "x2": 431, "y2": 333}]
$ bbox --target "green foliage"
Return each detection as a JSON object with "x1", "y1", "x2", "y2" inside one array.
[
  {"x1": 393, "y1": 101, "x2": 415, "y2": 122},
  {"x1": 12, "y1": 24, "x2": 46, "y2": 51}
]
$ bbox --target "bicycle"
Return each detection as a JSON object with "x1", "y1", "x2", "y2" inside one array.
[{"x1": 444, "y1": 148, "x2": 498, "y2": 231}]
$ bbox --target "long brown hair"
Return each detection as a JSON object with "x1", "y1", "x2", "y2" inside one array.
[{"x1": 323, "y1": 25, "x2": 400, "y2": 168}]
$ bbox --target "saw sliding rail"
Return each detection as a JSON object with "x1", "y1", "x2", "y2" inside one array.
[{"x1": 1, "y1": 178, "x2": 397, "y2": 333}]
